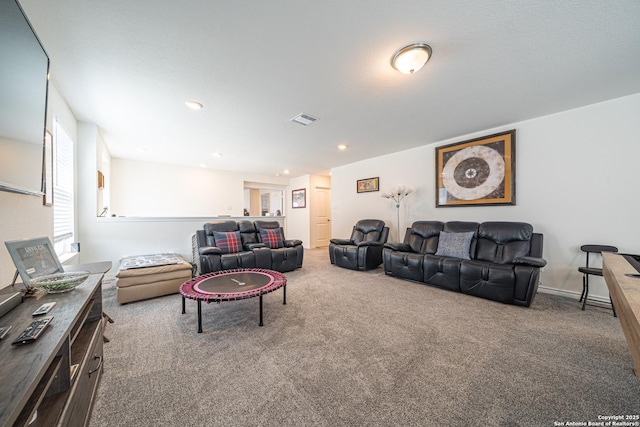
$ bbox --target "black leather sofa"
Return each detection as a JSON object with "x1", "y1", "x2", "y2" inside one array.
[
  {"x1": 383, "y1": 221, "x2": 546, "y2": 307},
  {"x1": 329, "y1": 219, "x2": 389, "y2": 271},
  {"x1": 196, "y1": 220, "x2": 303, "y2": 274}
]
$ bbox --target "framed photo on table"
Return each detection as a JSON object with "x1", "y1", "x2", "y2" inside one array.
[
  {"x1": 435, "y1": 130, "x2": 516, "y2": 207},
  {"x1": 5, "y1": 236, "x2": 64, "y2": 287},
  {"x1": 292, "y1": 188, "x2": 306, "y2": 208}
]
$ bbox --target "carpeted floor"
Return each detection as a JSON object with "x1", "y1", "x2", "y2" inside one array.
[{"x1": 89, "y1": 249, "x2": 640, "y2": 427}]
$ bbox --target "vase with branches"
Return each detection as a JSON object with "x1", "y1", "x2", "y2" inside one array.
[{"x1": 381, "y1": 187, "x2": 413, "y2": 242}]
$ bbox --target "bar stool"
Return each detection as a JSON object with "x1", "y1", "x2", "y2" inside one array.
[{"x1": 578, "y1": 244, "x2": 618, "y2": 316}]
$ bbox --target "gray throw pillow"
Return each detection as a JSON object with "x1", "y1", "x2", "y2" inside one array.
[{"x1": 434, "y1": 231, "x2": 474, "y2": 259}]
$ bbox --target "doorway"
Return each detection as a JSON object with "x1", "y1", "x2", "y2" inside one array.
[{"x1": 312, "y1": 186, "x2": 331, "y2": 247}]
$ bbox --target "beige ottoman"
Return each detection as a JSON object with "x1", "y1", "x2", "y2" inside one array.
[{"x1": 115, "y1": 254, "x2": 193, "y2": 304}]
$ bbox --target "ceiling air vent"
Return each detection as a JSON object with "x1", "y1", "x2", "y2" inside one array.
[{"x1": 290, "y1": 113, "x2": 319, "y2": 126}]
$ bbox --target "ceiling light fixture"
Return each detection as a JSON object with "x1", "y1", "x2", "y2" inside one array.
[
  {"x1": 390, "y1": 42, "x2": 433, "y2": 74},
  {"x1": 185, "y1": 100, "x2": 204, "y2": 110},
  {"x1": 337, "y1": 144, "x2": 348, "y2": 150}
]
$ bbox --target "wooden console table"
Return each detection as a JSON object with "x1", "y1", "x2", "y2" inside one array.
[
  {"x1": 0, "y1": 261, "x2": 110, "y2": 426},
  {"x1": 603, "y1": 253, "x2": 640, "y2": 379}
]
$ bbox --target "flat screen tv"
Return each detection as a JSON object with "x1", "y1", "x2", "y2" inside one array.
[{"x1": 0, "y1": 0, "x2": 50, "y2": 196}]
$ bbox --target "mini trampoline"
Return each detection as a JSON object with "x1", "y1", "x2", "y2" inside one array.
[{"x1": 180, "y1": 268, "x2": 287, "y2": 333}]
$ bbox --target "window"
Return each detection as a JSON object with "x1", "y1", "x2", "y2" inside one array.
[{"x1": 53, "y1": 119, "x2": 74, "y2": 256}]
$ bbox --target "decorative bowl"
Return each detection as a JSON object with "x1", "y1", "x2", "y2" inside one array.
[{"x1": 30, "y1": 271, "x2": 90, "y2": 293}]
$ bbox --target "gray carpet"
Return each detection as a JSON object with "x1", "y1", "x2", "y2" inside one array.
[{"x1": 90, "y1": 249, "x2": 640, "y2": 427}]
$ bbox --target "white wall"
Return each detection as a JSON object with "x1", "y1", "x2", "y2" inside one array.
[
  {"x1": 283, "y1": 174, "x2": 332, "y2": 248},
  {"x1": 286, "y1": 175, "x2": 311, "y2": 247},
  {"x1": 96, "y1": 133, "x2": 111, "y2": 216},
  {"x1": 109, "y1": 159, "x2": 290, "y2": 217},
  {"x1": 331, "y1": 93, "x2": 640, "y2": 301},
  {"x1": 76, "y1": 147, "x2": 296, "y2": 268},
  {"x1": 0, "y1": 82, "x2": 77, "y2": 287}
]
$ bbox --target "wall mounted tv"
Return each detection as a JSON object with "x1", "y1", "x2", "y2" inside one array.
[{"x1": 0, "y1": 0, "x2": 50, "y2": 196}]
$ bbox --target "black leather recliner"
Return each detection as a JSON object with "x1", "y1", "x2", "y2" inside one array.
[
  {"x1": 329, "y1": 219, "x2": 389, "y2": 271},
  {"x1": 254, "y1": 220, "x2": 304, "y2": 272}
]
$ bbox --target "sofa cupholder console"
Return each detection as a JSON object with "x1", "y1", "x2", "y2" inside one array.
[{"x1": 383, "y1": 221, "x2": 546, "y2": 307}]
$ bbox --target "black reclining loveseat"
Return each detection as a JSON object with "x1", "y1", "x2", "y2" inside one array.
[
  {"x1": 195, "y1": 220, "x2": 303, "y2": 274},
  {"x1": 383, "y1": 221, "x2": 546, "y2": 307}
]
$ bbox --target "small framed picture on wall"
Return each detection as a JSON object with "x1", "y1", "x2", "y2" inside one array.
[
  {"x1": 292, "y1": 188, "x2": 306, "y2": 208},
  {"x1": 357, "y1": 177, "x2": 379, "y2": 193}
]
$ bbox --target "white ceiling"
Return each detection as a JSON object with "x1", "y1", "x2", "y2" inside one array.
[{"x1": 19, "y1": 0, "x2": 640, "y2": 178}]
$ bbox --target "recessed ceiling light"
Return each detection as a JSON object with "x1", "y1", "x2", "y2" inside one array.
[
  {"x1": 185, "y1": 100, "x2": 204, "y2": 110},
  {"x1": 212, "y1": 152, "x2": 222, "y2": 158},
  {"x1": 283, "y1": 169, "x2": 290, "y2": 175},
  {"x1": 337, "y1": 144, "x2": 348, "y2": 150}
]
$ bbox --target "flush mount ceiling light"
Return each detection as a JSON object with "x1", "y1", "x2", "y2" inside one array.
[
  {"x1": 390, "y1": 42, "x2": 433, "y2": 74},
  {"x1": 185, "y1": 100, "x2": 204, "y2": 110}
]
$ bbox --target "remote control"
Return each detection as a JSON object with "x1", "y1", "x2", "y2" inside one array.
[
  {"x1": 32, "y1": 302, "x2": 56, "y2": 316},
  {"x1": 0, "y1": 326, "x2": 11, "y2": 340},
  {"x1": 12, "y1": 316, "x2": 53, "y2": 346}
]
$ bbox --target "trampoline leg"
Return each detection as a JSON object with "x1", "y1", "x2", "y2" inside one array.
[
  {"x1": 181, "y1": 296, "x2": 185, "y2": 314},
  {"x1": 197, "y1": 300, "x2": 203, "y2": 333},
  {"x1": 259, "y1": 294, "x2": 264, "y2": 326},
  {"x1": 283, "y1": 285, "x2": 286, "y2": 305}
]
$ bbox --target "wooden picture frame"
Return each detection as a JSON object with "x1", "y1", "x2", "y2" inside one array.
[
  {"x1": 292, "y1": 188, "x2": 306, "y2": 208},
  {"x1": 97, "y1": 170, "x2": 105, "y2": 189},
  {"x1": 357, "y1": 177, "x2": 379, "y2": 193},
  {"x1": 42, "y1": 129, "x2": 53, "y2": 206},
  {"x1": 436, "y1": 129, "x2": 516, "y2": 207}
]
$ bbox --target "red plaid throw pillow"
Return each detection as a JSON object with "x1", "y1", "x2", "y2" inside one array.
[
  {"x1": 259, "y1": 228, "x2": 284, "y2": 249},
  {"x1": 213, "y1": 231, "x2": 242, "y2": 254}
]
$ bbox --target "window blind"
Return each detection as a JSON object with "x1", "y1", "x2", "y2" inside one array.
[{"x1": 53, "y1": 120, "x2": 74, "y2": 244}]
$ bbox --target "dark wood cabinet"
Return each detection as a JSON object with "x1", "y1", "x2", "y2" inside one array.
[{"x1": 0, "y1": 264, "x2": 109, "y2": 427}]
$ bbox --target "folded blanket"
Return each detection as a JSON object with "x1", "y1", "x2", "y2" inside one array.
[{"x1": 119, "y1": 253, "x2": 183, "y2": 270}]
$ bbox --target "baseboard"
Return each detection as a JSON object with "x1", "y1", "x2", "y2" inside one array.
[{"x1": 538, "y1": 285, "x2": 612, "y2": 305}]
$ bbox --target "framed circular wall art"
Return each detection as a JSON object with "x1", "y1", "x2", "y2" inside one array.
[{"x1": 435, "y1": 129, "x2": 516, "y2": 207}]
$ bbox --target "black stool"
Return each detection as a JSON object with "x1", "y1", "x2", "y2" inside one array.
[{"x1": 578, "y1": 244, "x2": 618, "y2": 316}]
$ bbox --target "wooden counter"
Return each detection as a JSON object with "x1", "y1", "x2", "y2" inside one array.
[{"x1": 603, "y1": 253, "x2": 640, "y2": 379}]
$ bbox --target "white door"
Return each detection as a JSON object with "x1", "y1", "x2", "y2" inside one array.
[{"x1": 313, "y1": 186, "x2": 331, "y2": 247}]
